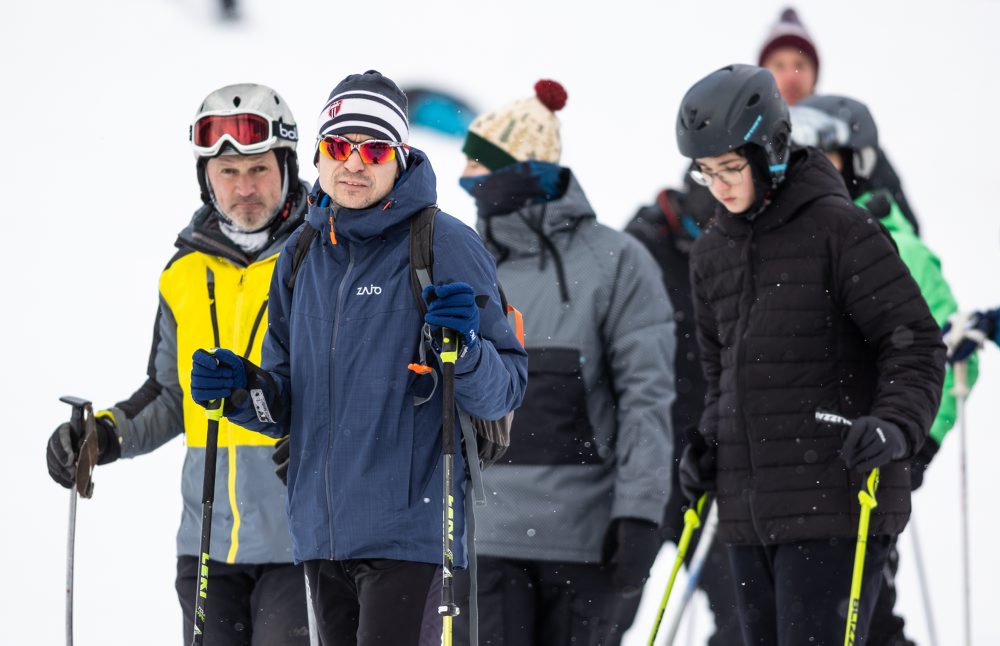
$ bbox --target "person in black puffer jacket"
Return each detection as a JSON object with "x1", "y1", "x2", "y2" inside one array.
[
  {"x1": 624, "y1": 182, "x2": 742, "y2": 646},
  {"x1": 675, "y1": 64, "x2": 945, "y2": 646}
]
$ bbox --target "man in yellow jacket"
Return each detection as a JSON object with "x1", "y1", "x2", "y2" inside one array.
[{"x1": 45, "y1": 83, "x2": 311, "y2": 645}]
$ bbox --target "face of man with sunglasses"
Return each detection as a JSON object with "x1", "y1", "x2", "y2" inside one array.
[
  {"x1": 318, "y1": 133, "x2": 400, "y2": 210},
  {"x1": 693, "y1": 151, "x2": 756, "y2": 214},
  {"x1": 205, "y1": 151, "x2": 284, "y2": 231}
]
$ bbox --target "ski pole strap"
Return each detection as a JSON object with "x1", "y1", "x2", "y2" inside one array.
[
  {"x1": 859, "y1": 468, "x2": 879, "y2": 510},
  {"x1": 460, "y1": 415, "x2": 487, "y2": 507}
]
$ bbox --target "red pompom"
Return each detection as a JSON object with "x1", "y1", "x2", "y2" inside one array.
[{"x1": 534, "y1": 80, "x2": 567, "y2": 112}]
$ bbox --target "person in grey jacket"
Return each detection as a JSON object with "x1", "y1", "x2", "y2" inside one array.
[{"x1": 453, "y1": 79, "x2": 676, "y2": 646}]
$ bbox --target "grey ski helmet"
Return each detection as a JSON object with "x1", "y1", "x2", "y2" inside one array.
[
  {"x1": 191, "y1": 83, "x2": 300, "y2": 207},
  {"x1": 791, "y1": 95, "x2": 879, "y2": 180},
  {"x1": 676, "y1": 64, "x2": 791, "y2": 187}
]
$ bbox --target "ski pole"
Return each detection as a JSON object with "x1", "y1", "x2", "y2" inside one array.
[
  {"x1": 305, "y1": 568, "x2": 319, "y2": 646},
  {"x1": 647, "y1": 492, "x2": 711, "y2": 646},
  {"x1": 59, "y1": 396, "x2": 99, "y2": 646},
  {"x1": 908, "y1": 514, "x2": 939, "y2": 646},
  {"x1": 953, "y1": 360, "x2": 972, "y2": 646},
  {"x1": 663, "y1": 501, "x2": 719, "y2": 646},
  {"x1": 437, "y1": 328, "x2": 461, "y2": 646},
  {"x1": 191, "y1": 356, "x2": 224, "y2": 646},
  {"x1": 845, "y1": 467, "x2": 879, "y2": 646},
  {"x1": 814, "y1": 411, "x2": 880, "y2": 646}
]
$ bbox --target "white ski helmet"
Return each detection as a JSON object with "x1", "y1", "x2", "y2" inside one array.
[{"x1": 190, "y1": 83, "x2": 300, "y2": 206}]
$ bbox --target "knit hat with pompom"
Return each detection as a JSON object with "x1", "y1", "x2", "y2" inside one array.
[{"x1": 462, "y1": 79, "x2": 568, "y2": 171}]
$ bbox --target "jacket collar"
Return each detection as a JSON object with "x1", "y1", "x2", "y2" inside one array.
[
  {"x1": 476, "y1": 169, "x2": 596, "y2": 258},
  {"x1": 176, "y1": 179, "x2": 310, "y2": 266},
  {"x1": 713, "y1": 147, "x2": 852, "y2": 238},
  {"x1": 306, "y1": 147, "x2": 438, "y2": 245}
]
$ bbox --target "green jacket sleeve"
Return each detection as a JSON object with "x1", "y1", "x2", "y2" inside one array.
[{"x1": 865, "y1": 192, "x2": 979, "y2": 445}]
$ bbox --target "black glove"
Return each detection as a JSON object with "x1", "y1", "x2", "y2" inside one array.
[
  {"x1": 46, "y1": 413, "x2": 120, "y2": 488},
  {"x1": 840, "y1": 416, "x2": 907, "y2": 472},
  {"x1": 909, "y1": 437, "x2": 940, "y2": 491},
  {"x1": 601, "y1": 518, "x2": 662, "y2": 594},
  {"x1": 272, "y1": 436, "x2": 290, "y2": 486},
  {"x1": 678, "y1": 429, "x2": 716, "y2": 504}
]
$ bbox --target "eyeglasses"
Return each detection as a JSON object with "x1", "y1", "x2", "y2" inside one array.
[
  {"x1": 318, "y1": 135, "x2": 408, "y2": 165},
  {"x1": 689, "y1": 161, "x2": 750, "y2": 187},
  {"x1": 191, "y1": 110, "x2": 298, "y2": 157}
]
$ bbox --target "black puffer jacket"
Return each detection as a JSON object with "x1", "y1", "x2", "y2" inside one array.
[{"x1": 689, "y1": 148, "x2": 945, "y2": 545}]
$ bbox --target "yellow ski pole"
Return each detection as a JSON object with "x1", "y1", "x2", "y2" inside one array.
[
  {"x1": 844, "y1": 467, "x2": 879, "y2": 646},
  {"x1": 815, "y1": 410, "x2": 881, "y2": 646},
  {"x1": 647, "y1": 492, "x2": 710, "y2": 646}
]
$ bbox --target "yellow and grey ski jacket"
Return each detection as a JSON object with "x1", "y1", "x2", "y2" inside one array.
[{"x1": 106, "y1": 181, "x2": 309, "y2": 564}]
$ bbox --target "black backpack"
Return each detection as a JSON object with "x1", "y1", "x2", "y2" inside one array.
[{"x1": 285, "y1": 206, "x2": 523, "y2": 492}]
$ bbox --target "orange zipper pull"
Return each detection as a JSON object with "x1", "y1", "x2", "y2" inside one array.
[{"x1": 328, "y1": 215, "x2": 337, "y2": 245}]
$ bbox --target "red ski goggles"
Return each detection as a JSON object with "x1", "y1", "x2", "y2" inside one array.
[
  {"x1": 191, "y1": 111, "x2": 298, "y2": 156},
  {"x1": 318, "y1": 135, "x2": 408, "y2": 165}
]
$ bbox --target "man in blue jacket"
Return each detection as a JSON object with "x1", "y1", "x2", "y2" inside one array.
[{"x1": 188, "y1": 70, "x2": 528, "y2": 646}]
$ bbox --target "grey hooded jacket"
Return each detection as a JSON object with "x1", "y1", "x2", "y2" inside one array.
[{"x1": 473, "y1": 171, "x2": 675, "y2": 563}]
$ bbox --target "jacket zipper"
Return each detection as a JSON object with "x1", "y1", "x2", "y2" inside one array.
[
  {"x1": 735, "y1": 230, "x2": 768, "y2": 544},
  {"x1": 326, "y1": 239, "x2": 355, "y2": 558}
]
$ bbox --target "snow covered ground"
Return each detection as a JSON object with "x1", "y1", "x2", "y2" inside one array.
[{"x1": 3, "y1": 0, "x2": 999, "y2": 643}]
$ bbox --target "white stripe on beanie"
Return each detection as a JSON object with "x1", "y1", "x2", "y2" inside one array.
[{"x1": 317, "y1": 90, "x2": 409, "y2": 143}]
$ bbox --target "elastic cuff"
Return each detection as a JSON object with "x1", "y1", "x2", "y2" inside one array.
[
  {"x1": 454, "y1": 340, "x2": 483, "y2": 375},
  {"x1": 95, "y1": 411, "x2": 122, "y2": 464}
]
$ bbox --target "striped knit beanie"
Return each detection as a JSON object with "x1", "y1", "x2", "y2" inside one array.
[
  {"x1": 462, "y1": 80, "x2": 568, "y2": 172},
  {"x1": 316, "y1": 70, "x2": 410, "y2": 169}
]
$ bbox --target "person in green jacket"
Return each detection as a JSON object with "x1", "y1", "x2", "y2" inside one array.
[{"x1": 790, "y1": 93, "x2": 977, "y2": 645}]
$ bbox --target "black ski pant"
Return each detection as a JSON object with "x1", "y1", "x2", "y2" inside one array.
[
  {"x1": 453, "y1": 556, "x2": 626, "y2": 646},
  {"x1": 726, "y1": 536, "x2": 893, "y2": 646},
  {"x1": 175, "y1": 556, "x2": 310, "y2": 646},
  {"x1": 867, "y1": 537, "x2": 917, "y2": 646},
  {"x1": 302, "y1": 558, "x2": 442, "y2": 646},
  {"x1": 608, "y1": 531, "x2": 740, "y2": 646}
]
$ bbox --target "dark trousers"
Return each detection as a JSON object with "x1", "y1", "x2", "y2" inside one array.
[
  {"x1": 868, "y1": 538, "x2": 916, "y2": 646},
  {"x1": 303, "y1": 558, "x2": 442, "y2": 646},
  {"x1": 727, "y1": 536, "x2": 893, "y2": 646},
  {"x1": 453, "y1": 557, "x2": 625, "y2": 646},
  {"x1": 607, "y1": 533, "x2": 740, "y2": 646},
  {"x1": 175, "y1": 556, "x2": 310, "y2": 646}
]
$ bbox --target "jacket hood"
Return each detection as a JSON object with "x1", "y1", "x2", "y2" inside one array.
[
  {"x1": 306, "y1": 147, "x2": 438, "y2": 244},
  {"x1": 176, "y1": 179, "x2": 310, "y2": 266},
  {"x1": 476, "y1": 169, "x2": 596, "y2": 259},
  {"x1": 713, "y1": 147, "x2": 852, "y2": 239}
]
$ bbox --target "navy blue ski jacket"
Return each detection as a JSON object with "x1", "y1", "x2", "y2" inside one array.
[{"x1": 227, "y1": 149, "x2": 527, "y2": 566}]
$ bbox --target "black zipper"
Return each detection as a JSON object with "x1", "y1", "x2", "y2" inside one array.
[
  {"x1": 242, "y1": 299, "x2": 268, "y2": 358},
  {"x1": 325, "y1": 239, "x2": 355, "y2": 557},
  {"x1": 734, "y1": 230, "x2": 768, "y2": 544}
]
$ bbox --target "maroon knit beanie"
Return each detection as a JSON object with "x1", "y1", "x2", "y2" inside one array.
[{"x1": 758, "y1": 8, "x2": 820, "y2": 79}]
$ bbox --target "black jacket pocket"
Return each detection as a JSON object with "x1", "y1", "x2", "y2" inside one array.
[{"x1": 503, "y1": 347, "x2": 601, "y2": 465}]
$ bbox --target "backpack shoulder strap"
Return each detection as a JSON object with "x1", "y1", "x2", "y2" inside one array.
[
  {"x1": 286, "y1": 224, "x2": 319, "y2": 291},
  {"x1": 409, "y1": 205, "x2": 440, "y2": 314}
]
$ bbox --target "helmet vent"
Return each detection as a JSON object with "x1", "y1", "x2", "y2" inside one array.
[
  {"x1": 232, "y1": 96, "x2": 241, "y2": 107},
  {"x1": 697, "y1": 119, "x2": 710, "y2": 131},
  {"x1": 274, "y1": 95, "x2": 281, "y2": 105},
  {"x1": 746, "y1": 93, "x2": 760, "y2": 107}
]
